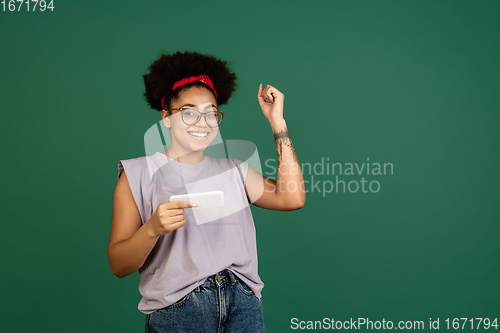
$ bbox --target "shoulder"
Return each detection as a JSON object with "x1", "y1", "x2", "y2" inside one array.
[{"x1": 117, "y1": 154, "x2": 155, "y2": 180}]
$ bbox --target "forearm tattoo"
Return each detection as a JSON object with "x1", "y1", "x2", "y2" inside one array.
[{"x1": 274, "y1": 129, "x2": 299, "y2": 170}]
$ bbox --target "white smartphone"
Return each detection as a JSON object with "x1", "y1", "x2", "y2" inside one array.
[{"x1": 169, "y1": 190, "x2": 224, "y2": 209}]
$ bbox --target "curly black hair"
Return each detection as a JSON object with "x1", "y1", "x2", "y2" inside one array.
[{"x1": 142, "y1": 51, "x2": 237, "y2": 114}]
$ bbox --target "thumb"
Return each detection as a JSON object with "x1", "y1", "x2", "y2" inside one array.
[{"x1": 257, "y1": 83, "x2": 265, "y2": 105}]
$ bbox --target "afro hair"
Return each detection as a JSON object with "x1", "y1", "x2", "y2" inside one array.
[{"x1": 142, "y1": 51, "x2": 237, "y2": 113}]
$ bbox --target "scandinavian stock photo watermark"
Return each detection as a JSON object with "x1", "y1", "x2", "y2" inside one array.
[
  {"x1": 264, "y1": 157, "x2": 394, "y2": 196},
  {"x1": 143, "y1": 115, "x2": 394, "y2": 201}
]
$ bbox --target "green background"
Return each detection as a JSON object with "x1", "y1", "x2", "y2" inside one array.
[{"x1": 1, "y1": 0, "x2": 499, "y2": 332}]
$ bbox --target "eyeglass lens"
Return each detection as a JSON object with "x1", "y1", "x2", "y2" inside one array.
[{"x1": 182, "y1": 108, "x2": 222, "y2": 127}]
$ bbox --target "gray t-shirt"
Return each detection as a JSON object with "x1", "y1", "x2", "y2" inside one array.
[{"x1": 117, "y1": 152, "x2": 264, "y2": 314}]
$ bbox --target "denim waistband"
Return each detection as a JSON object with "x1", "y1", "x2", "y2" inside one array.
[{"x1": 200, "y1": 269, "x2": 237, "y2": 287}]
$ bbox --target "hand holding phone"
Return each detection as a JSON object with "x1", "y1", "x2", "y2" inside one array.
[{"x1": 149, "y1": 201, "x2": 195, "y2": 236}]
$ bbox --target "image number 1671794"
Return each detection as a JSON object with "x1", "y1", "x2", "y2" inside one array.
[{"x1": 1, "y1": 0, "x2": 55, "y2": 11}]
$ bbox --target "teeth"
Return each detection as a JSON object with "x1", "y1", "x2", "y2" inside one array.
[{"x1": 189, "y1": 132, "x2": 208, "y2": 137}]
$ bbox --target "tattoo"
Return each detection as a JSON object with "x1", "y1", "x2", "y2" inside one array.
[{"x1": 274, "y1": 129, "x2": 299, "y2": 170}]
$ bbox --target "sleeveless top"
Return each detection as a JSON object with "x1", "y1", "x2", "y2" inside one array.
[{"x1": 117, "y1": 152, "x2": 264, "y2": 314}]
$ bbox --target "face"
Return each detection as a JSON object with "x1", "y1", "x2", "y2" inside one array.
[{"x1": 162, "y1": 86, "x2": 219, "y2": 154}]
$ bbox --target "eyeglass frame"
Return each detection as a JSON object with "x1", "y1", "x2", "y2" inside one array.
[{"x1": 164, "y1": 107, "x2": 225, "y2": 128}]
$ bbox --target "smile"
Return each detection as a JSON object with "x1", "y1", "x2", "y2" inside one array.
[{"x1": 188, "y1": 131, "x2": 209, "y2": 138}]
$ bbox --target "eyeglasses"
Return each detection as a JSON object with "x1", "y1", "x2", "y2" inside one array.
[{"x1": 168, "y1": 107, "x2": 225, "y2": 128}]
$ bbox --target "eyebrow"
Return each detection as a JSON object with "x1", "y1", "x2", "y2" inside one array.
[{"x1": 180, "y1": 103, "x2": 217, "y2": 109}]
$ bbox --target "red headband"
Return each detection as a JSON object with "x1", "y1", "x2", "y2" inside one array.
[{"x1": 161, "y1": 74, "x2": 217, "y2": 109}]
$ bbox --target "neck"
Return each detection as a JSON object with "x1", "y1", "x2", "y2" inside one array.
[{"x1": 164, "y1": 147, "x2": 205, "y2": 165}]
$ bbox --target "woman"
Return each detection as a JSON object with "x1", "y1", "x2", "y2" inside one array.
[{"x1": 108, "y1": 51, "x2": 305, "y2": 332}]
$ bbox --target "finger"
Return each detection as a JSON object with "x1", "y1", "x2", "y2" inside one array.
[
  {"x1": 167, "y1": 208, "x2": 186, "y2": 216},
  {"x1": 170, "y1": 215, "x2": 185, "y2": 223},
  {"x1": 257, "y1": 83, "x2": 265, "y2": 104},
  {"x1": 268, "y1": 86, "x2": 283, "y2": 102},
  {"x1": 171, "y1": 218, "x2": 187, "y2": 229},
  {"x1": 167, "y1": 201, "x2": 196, "y2": 208}
]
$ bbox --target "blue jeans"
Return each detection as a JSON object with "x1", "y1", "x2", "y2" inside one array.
[{"x1": 145, "y1": 269, "x2": 265, "y2": 332}]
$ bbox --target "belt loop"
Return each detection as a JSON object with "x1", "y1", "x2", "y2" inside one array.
[{"x1": 227, "y1": 269, "x2": 236, "y2": 285}]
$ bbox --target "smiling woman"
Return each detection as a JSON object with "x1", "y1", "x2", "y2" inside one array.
[
  {"x1": 108, "y1": 51, "x2": 305, "y2": 333},
  {"x1": 161, "y1": 87, "x2": 222, "y2": 162}
]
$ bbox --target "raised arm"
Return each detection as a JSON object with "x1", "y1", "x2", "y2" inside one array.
[{"x1": 244, "y1": 84, "x2": 306, "y2": 211}]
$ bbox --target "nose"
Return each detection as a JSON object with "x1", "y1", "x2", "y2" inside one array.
[{"x1": 196, "y1": 113, "x2": 209, "y2": 127}]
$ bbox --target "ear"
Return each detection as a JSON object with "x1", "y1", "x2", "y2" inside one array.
[{"x1": 162, "y1": 110, "x2": 171, "y2": 128}]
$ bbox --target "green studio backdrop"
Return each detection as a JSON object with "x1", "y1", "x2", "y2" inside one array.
[{"x1": 1, "y1": 0, "x2": 499, "y2": 332}]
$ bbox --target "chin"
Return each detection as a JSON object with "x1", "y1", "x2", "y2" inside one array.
[{"x1": 194, "y1": 142, "x2": 212, "y2": 151}]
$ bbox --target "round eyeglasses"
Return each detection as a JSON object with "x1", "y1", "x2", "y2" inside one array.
[{"x1": 167, "y1": 107, "x2": 225, "y2": 128}]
